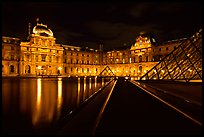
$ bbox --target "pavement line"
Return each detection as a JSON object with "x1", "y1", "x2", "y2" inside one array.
[
  {"x1": 140, "y1": 82, "x2": 202, "y2": 106},
  {"x1": 92, "y1": 80, "x2": 117, "y2": 135},
  {"x1": 130, "y1": 80, "x2": 202, "y2": 126}
]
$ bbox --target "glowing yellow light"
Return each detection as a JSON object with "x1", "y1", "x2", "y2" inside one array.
[
  {"x1": 57, "y1": 79, "x2": 62, "y2": 109},
  {"x1": 144, "y1": 70, "x2": 146, "y2": 73},
  {"x1": 58, "y1": 67, "x2": 62, "y2": 70},
  {"x1": 161, "y1": 70, "x2": 164, "y2": 73},
  {"x1": 38, "y1": 66, "x2": 41, "y2": 69}
]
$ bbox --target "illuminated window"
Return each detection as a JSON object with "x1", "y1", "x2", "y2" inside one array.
[
  {"x1": 140, "y1": 41, "x2": 142, "y2": 46},
  {"x1": 41, "y1": 54, "x2": 46, "y2": 62},
  {"x1": 139, "y1": 66, "x2": 142, "y2": 74},
  {"x1": 139, "y1": 55, "x2": 142, "y2": 62}
]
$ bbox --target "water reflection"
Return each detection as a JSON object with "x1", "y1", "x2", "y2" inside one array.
[
  {"x1": 77, "y1": 77, "x2": 80, "y2": 106},
  {"x1": 102, "y1": 77, "x2": 104, "y2": 86},
  {"x1": 32, "y1": 78, "x2": 42, "y2": 125},
  {"x1": 57, "y1": 78, "x2": 62, "y2": 119},
  {"x1": 2, "y1": 77, "x2": 111, "y2": 134},
  {"x1": 83, "y1": 77, "x2": 86, "y2": 101},
  {"x1": 95, "y1": 76, "x2": 97, "y2": 88}
]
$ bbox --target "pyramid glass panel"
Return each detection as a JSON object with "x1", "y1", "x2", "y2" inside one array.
[
  {"x1": 140, "y1": 29, "x2": 202, "y2": 82},
  {"x1": 99, "y1": 66, "x2": 115, "y2": 76}
]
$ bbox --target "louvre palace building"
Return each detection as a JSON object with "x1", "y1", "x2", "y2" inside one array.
[{"x1": 2, "y1": 21, "x2": 187, "y2": 79}]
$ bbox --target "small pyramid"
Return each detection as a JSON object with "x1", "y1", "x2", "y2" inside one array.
[{"x1": 99, "y1": 66, "x2": 115, "y2": 76}]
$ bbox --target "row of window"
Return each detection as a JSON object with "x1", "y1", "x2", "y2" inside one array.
[{"x1": 64, "y1": 67, "x2": 98, "y2": 73}]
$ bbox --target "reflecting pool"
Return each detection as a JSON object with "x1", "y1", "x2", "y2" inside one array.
[{"x1": 2, "y1": 76, "x2": 111, "y2": 134}]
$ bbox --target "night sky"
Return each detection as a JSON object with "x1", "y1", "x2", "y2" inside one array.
[{"x1": 2, "y1": 2, "x2": 202, "y2": 50}]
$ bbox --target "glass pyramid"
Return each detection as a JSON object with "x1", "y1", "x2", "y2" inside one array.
[
  {"x1": 99, "y1": 66, "x2": 115, "y2": 76},
  {"x1": 140, "y1": 29, "x2": 202, "y2": 82}
]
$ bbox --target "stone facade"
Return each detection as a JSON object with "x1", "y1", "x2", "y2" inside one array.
[{"x1": 2, "y1": 21, "x2": 185, "y2": 77}]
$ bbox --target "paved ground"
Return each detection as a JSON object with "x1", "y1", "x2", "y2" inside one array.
[
  {"x1": 58, "y1": 78, "x2": 202, "y2": 135},
  {"x1": 95, "y1": 78, "x2": 201, "y2": 135},
  {"x1": 138, "y1": 80, "x2": 202, "y2": 106}
]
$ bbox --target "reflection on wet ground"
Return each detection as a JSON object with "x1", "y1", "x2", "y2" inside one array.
[{"x1": 2, "y1": 77, "x2": 111, "y2": 134}]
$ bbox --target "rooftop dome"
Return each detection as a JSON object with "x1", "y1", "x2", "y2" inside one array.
[{"x1": 33, "y1": 23, "x2": 53, "y2": 37}]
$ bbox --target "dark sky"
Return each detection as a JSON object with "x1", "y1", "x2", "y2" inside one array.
[{"x1": 2, "y1": 2, "x2": 202, "y2": 50}]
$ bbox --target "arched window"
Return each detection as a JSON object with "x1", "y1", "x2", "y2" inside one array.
[
  {"x1": 25, "y1": 65, "x2": 31, "y2": 74},
  {"x1": 139, "y1": 55, "x2": 142, "y2": 62},
  {"x1": 10, "y1": 65, "x2": 14, "y2": 73}
]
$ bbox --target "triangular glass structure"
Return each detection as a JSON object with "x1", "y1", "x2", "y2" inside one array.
[
  {"x1": 99, "y1": 66, "x2": 115, "y2": 76},
  {"x1": 140, "y1": 29, "x2": 202, "y2": 82}
]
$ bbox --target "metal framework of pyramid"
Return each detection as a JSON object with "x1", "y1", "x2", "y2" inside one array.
[
  {"x1": 140, "y1": 29, "x2": 202, "y2": 82},
  {"x1": 99, "y1": 66, "x2": 115, "y2": 76}
]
